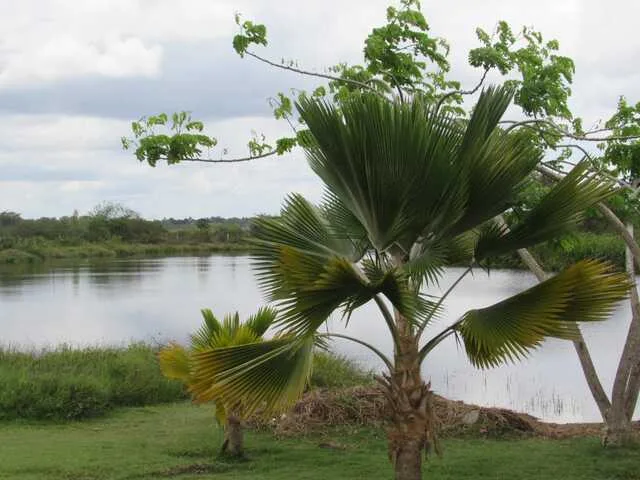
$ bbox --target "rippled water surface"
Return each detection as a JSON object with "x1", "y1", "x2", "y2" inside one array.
[{"x1": 1, "y1": 255, "x2": 637, "y2": 423}]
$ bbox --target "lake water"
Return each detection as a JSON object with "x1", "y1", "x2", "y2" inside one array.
[{"x1": 1, "y1": 255, "x2": 638, "y2": 423}]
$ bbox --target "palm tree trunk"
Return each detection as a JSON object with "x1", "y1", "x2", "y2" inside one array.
[
  {"x1": 379, "y1": 309, "x2": 435, "y2": 480},
  {"x1": 221, "y1": 414, "x2": 244, "y2": 457}
]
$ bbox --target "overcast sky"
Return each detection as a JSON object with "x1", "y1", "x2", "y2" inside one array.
[{"x1": 1, "y1": 0, "x2": 638, "y2": 219}]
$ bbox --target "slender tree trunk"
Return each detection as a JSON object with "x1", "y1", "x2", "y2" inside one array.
[
  {"x1": 221, "y1": 414, "x2": 244, "y2": 457},
  {"x1": 535, "y1": 168, "x2": 640, "y2": 442},
  {"x1": 378, "y1": 308, "x2": 435, "y2": 480},
  {"x1": 605, "y1": 223, "x2": 640, "y2": 446}
]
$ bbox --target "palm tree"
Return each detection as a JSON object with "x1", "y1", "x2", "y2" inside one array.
[
  {"x1": 158, "y1": 306, "x2": 297, "y2": 457},
  {"x1": 189, "y1": 87, "x2": 630, "y2": 479}
]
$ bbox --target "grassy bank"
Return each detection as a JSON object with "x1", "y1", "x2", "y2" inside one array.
[
  {"x1": 1, "y1": 402, "x2": 638, "y2": 480},
  {"x1": 0, "y1": 241, "x2": 251, "y2": 264},
  {"x1": 0, "y1": 345, "x2": 371, "y2": 421}
]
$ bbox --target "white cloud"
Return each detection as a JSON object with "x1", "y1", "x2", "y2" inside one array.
[
  {"x1": 0, "y1": 112, "x2": 320, "y2": 219},
  {"x1": 1, "y1": 0, "x2": 640, "y2": 218},
  {"x1": 0, "y1": 0, "x2": 246, "y2": 87}
]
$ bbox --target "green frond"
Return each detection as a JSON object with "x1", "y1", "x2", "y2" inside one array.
[
  {"x1": 447, "y1": 89, "x2": 543, "y2": 235},
  {"x1": 404, "y1": 239, "x2": 448, "y2": 288},
  {"x1": 253, "y1": 195, "x2": 417, "y2": 336},
  {"x1": 158, "y1": 343, "x2": 191, "y2": 382},
  {"x1": 456, "y1": 260, "x2": 630, "y2": 368},
  {"x1": 245, "y1": 306, "x2": 278, "y2": 337},
  {"x1": 475, "y1": 162, "x2": 616, "y2": 260},
  {"x1": 222, "y1": 312, "x2": 241, "y2": 337},
  {"x1": 295, "y1": 87, "x2": 547, "y2": 257},
  {"x1": 190, "y1": 336, "x2": 314, "y2": 417},
  {"x1": 321, "y1": 190, "x2": 371, "y2": 258},
  {"x1": 296, "y1": 93, "x2": 465, "y2": 251},
  {"x1": 274, "y1": 254, "x2": 414, "y2": 336},
  {"x1": 191, "y1": 309, "x2": 222, "y2": 350}
]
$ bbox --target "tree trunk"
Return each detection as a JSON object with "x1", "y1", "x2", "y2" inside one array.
[
  {"x1": 221, "y1": 414, "x2": 244, "y2": 457},
  {"x1": 534, "y1": 168, "x2": 640, "y2": 444},
  {"x1": 379, "y1": 308, "x2": 436, "y2": 480},
  {"x1": 604, "y1": 222, "x2": 640, "y2": 446}
]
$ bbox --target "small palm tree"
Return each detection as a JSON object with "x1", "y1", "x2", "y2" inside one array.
[
  {"x1": 189, "y1": 87, "x2": 630, "y2": 479},
  {"x1": 158, "y1": 307, "x2": 300, "y2": 457}
]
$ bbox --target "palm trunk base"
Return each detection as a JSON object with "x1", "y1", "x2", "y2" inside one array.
[
  {"x1": 377, "y1": 372, "x2": 439, "y2": 480},
  {"x1": 388, "y1": 431, "x2": 423, "y2": 480},
  {"x1": 221, "y1": 415, "x2": 244, "y2": 457}
]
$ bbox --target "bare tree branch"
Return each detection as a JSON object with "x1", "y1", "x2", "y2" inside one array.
[
  {"x1": 434, "y1": 68, "x2": 489, "y2": 113},
  {"x1": 245, "y1": 51, "x2": 385, "y2": 98},
  {"x1": 154, "y1": 150, "x2": 279, "y2": 164},
  {"x1": 502, "y1": 119, "x2": 640, "y2": 142},
  {"x1": 542, "y1": 143, "x2": 636, "y2": 192}
]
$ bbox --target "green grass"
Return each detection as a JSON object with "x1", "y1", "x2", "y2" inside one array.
[
  {"x1": 0, "y1": 344, "x2": 186, "y2": 420},
  {"x1": 0, "y1": 402, "x2": 637, "y2": 480},
  {"x1": 0, "y1": 345, "x2": 370, "y2": 421}
]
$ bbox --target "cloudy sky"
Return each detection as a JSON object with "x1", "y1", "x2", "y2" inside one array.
[{"x1": 1, "y1": 0, "x2": 638, "y2": 219}]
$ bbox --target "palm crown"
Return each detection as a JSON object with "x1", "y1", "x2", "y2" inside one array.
[{"x1": 190, "y1": 86, "x2": 629, "y2": 431}]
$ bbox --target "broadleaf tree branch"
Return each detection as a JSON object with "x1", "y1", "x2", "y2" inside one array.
[
  {"x1": 434, "y1": 67, "x2": 489, "y2": 113},
  {"x1": 156, "y1": 150, "x2": 278, "y2": 164},
  {"x1": 245, "y1": 51, "x2": 386, "y2": 98},
  {"x1": 502, "y1": 119, "x2": 640, "y2": 142}
]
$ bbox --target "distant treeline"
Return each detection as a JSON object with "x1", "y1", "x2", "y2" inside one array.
[
  {"x1": 0, "y1": 203, "x2": 629, "y2": 271},
  {"x1": 0, "y1": 204, "x2": 261, "y2": 263},
  {"x1": 0, "y1": 207, "x2": 253, "y2": 247}
]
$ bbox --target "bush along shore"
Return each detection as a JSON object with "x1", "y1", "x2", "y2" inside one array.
[
  {"x1": 0, "y1": 345, "x2": 371, "y2": 421},
  {"x1": 0, "y1": 206, "x2": 254, "y2": 264}
]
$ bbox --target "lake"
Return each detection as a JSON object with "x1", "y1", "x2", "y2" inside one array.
[{"x1": 1, "y1": 255, "x2": 637, "y2": 423}]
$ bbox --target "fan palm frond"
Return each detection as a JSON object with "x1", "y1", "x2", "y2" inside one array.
[
  {"x1": 475, "y1": 162, "x2": 615, "y2": 260},
  {"x1": 190, "y1": 336, "x2": 314, "y2": 417},
  {"x1": 456, "y1": 260, "x2": 629, "y2": 368}
]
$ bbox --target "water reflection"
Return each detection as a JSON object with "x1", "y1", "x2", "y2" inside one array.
[{"x1": 0, "y1": 256, "x2": 637, "y2": 423}]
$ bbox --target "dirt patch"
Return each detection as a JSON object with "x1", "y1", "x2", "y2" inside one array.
[{"x1": 248, "y1": 386, "x2": 639, "y2": 439}]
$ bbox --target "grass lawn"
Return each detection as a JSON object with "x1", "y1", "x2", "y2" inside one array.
[{"x1": 0, "y1": 402, "x2": 638, "y2": 480}]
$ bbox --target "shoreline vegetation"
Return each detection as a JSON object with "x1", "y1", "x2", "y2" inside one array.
[
  {"x1": 0, "y1": 203, "x2": 624, "y2": 271},
  {"x1": 0, "y1": 344, "x2": 372, "y2": 422},
  {"x1": 0, "y1": 207, "x2": 628, "y2": 269},
  {"x1": 0, "y1": 241, "x2": 251, "y2": 264},
  {"x1": 0, "y1": 206, "x2": 256, "y2": 265},
  {"x1": 1, "y1": 342, "x2": 636, "y2": 433}
]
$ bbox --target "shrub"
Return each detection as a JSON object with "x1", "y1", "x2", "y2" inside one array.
[
  {"x1": 310, "y1": 351, "x2": 373, "y2": 389},
  {"x1": 0, "y1": 344, "x2": 185, "y2": 421}
]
